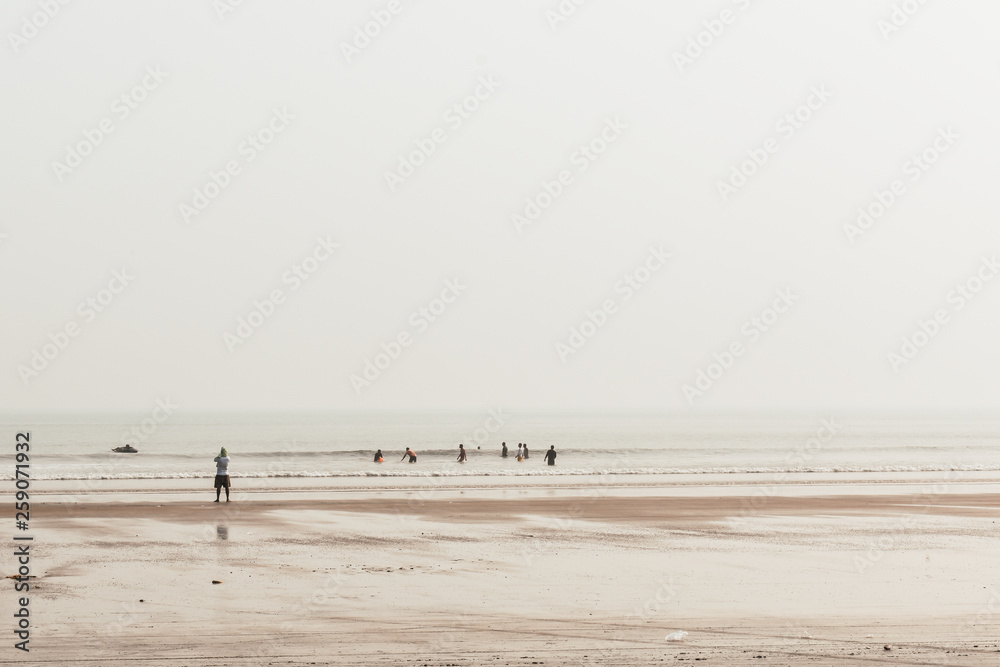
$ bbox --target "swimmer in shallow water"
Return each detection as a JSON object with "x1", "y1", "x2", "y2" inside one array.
[
  {"x1": 457, "y1": 444, "x2": 467, "y2": 463},
  {"x1": 544, "y1": 445, "x2": 557, "y2": 466},
  {"x1": 401, "y1": 447, "x2": 417, "y2": 463}
]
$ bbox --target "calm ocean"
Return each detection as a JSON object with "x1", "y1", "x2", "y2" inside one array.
[{"x1": 8, "y1": 412, "x2": 1000, "y2": 482}]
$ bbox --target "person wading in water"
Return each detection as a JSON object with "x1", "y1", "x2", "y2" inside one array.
[{"x1": 543, "y1": 445, "x2": 557, "y2": 466}]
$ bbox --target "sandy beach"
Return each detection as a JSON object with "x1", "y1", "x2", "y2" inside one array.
[{"x1": 9, "y1": 480, "x2": 999, "y2": 666}]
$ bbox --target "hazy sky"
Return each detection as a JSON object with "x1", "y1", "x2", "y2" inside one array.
[{"x1": 3, "y1": 0, "x2": 999, "y2": 413}]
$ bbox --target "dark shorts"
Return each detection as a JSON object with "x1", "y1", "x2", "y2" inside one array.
[
  {"x1": 409, "y1": 455, "x2": 417, "y2": 463},
  {"x1": 214, "y1": 475, "x2": 231, "y2": 489}
]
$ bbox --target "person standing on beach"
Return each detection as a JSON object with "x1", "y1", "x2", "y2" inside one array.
[
  {"x1": 374, "y1": 449, "x2": 383, "y2": 462},
  {"x1": 501, "y1": 442, "x2": 508, "y2": 458},
  {"x1": 214, "y1": 448, "x2": 231, "y2": 502},
  {"x1": 457, "y1": 444, "x2": 467, "y2": 463},
  {"x1": 401, "y1": 447, "x2": 417, "y2": 463},
  {"x1": 543, "y1": 446, "x2": 557, "y2": 466},
  {"x1": 523, "y1": 443, "x2": 529, "y2": 459}
]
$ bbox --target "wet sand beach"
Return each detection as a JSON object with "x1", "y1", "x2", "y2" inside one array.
[{"x1": 11, "y1": 482, "x2": 1000, "y2": 666}]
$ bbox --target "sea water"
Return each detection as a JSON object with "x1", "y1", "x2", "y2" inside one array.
[{"x1": 9, "y1": 412, "x2": 1000, "y2": 482}]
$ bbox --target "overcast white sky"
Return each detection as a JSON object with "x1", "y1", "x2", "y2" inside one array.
[{"x1": 2, "y1": 0, "x2": 999, "y2": 413}]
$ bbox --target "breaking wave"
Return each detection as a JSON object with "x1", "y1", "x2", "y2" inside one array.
[{"x1": 28, "y1": 463, "x2": 1000, "y2": 481}]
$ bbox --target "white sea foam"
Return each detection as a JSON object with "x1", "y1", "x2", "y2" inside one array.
[{"x1": 28, "y1": 463, "x2": 1000, "y2": 481}]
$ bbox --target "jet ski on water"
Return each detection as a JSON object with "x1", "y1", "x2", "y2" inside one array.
[{"x1": 112, "y1": 444, "x2": 138, "y2": 453}]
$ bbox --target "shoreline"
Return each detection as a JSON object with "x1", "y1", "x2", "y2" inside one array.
[{"x1": 32, "y1": 468, "x2": 1000, "y2": 496}]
